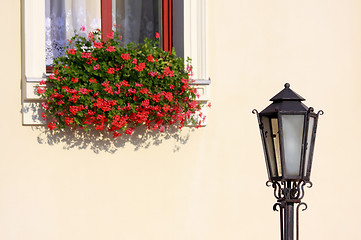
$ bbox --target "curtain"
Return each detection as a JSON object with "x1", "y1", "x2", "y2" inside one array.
[
  {"x1": 45, "y1": 0, "x2": 101, "y2": 65},
  {"x1": 45, "y1": 0, "x2": 160, "y2": 65},
  {"x1": 113, "y1": 0, "x2": 160, "y2": 46}
]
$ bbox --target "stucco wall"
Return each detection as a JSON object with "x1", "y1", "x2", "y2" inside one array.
[{"x1": 0, "y1": 0, "x2": 360, "y2": 239}]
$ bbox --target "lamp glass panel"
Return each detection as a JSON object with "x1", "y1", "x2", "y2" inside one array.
[
  {"x1": 303, "y1": 117, "x2": 315, "y2": 177},
  {"x1": 271, "y1": 118, "x2": 282, "y2": 176},
  {"x1": 281, "y1": 115, "x2": 304, "y2": 177},
  {"x1": 261, "y1": 117, "x2": 278, "y2": 178}
]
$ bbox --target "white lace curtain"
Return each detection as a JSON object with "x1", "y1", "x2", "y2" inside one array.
[
  {"x1": 45, "y1": 0, "x2": 160, "y2": 65},
  {"x1": 45, "y1": 0, "x2": 101, "y2": 65}
]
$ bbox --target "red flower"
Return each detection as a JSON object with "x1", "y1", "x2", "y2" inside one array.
[
  {"x1": 65, "y1": 117, "x2": 74, "y2": 126},
  {"x1": 112, "y1": 132, "x2": 122, "y2": 138},
  {"x1": 89, "y1": 78, "x2": 97, "y2": 83},
  {"x1": 152, "y1": 93, "x2": 161, "y2": 102},
  {"x1": 181, "y1": 78, "x2": 188, "y2": 84},
  {"x1": 121, "y1": 80, "x2": 130, "y2": 86},
  {"x1": 164, "y1": 92, "x2": 173, "y2": 102},
  {"x1": 142, "y1": 99, "x2": 149, "y2": 107},
  {"x1": 121, "y1": 53, "x2": 130, "y2": 60},
  {"x1": 106, "y1": 46, "x2": 115, "y2": 52},
  {"x1": 79, "y1": 88, "x2": 90, "y2": 94},
  {"x1": 68, "y1": 49, "x2": 76, "y2": 55},
  {"x1": 163, "y1": 67, "x2": 174, "y2": 77},
  {"x1": 139, "y1": 88, "x2": 149, "y2": 95},
  {"x1": 41, "y1": 102, "x2": 49, "y2": 110},
  {"x1": 111, "y1": 115, "x2": 128, "y2": 129},
  {"x1": 134, "y1": 62, "x2": 146, "y2": 72},
  {"x1": 125, "y1": 127, "x2": 135, "y2": 135},
  {"x1": 107, "y1": 68, "x2": 115, "y2": 74},
  {"x1": 81, "y1": 52, "x2": 91, "y2": 58},
  {"x1": 41, "y1": 112, "x2": 47, "y2": 121},
  {"x1": 95, "y1": 123, "x2": 105, "y2": 130},
  {"x1": 87, "y1": 110, "x2": 95, "y2": 116},
  {"x1": 69, "y1": 94, "x2": 80, "y2": 103},
  {"x1": 163, "y1": 105, "x2": 170, "y2": 112},
  {"x1": 149, "y1": 71, "x2": 157, "y2": 77},
  {"x1": 188, "y1": 100, "x2": 198, "y2": 109},
  {"x1": 159, "y1": 126, "x2": 165, "y2": 132},
  {"x1": 88, "y1": 32, "x2": 94, "y2": 40},
  {"x1": 107, "y1": 32, "x2": 114, "y2": 39},
  {"x1": 101, "y1": 81, "x2": 114, "y2": 95},
  {"x1": 94, "y1": 41, "x2": 103, "y2": 49},
  {"x1": 155, "y1": 32, "x2": 160, "y2": 39},
  {"x1": 36, "y1": 87, "x2": 45, "y2": 95},
  {"x1": 147, "y1": 55, "x2": 154, "y2": 62},
  {"x1": 69, "y1": 106, "x2": 81, "y2": 115},
  {"x1": 71, "y1": 77, "x2": 79, "y2": 83},
  {"x1": 48, "y1": 122, "x2": 57, "y2": 130},
  {"x1": 128, "y1": 88, "x2": 136, "y2": 94},
  {"x1": 93, "y1": 64, "x2": 99, "y2": 70}
]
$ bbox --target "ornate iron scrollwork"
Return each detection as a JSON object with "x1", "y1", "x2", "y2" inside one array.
[{"x1": 267, "y1": 180, "x2": 313, "y2": 240}]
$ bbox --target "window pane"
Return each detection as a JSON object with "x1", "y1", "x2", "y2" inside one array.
[
  {"x1": 45, "y1": 0, "x2": 101, "y2": 66},
  {"x1": 304, "y1": 117, "x2": 315, "y2": 177},
  {"x1": 173, "y1": 0, "x2": 184, "y2": 58},
  {"x1": 271, "y1": 118, "x2": 282, "y2": 177},
  {"x1": 112, "y1": 0, "x2": 161, "y2": 46},
  {"x1": 261, "y1": 117, "x2": 278, "y2": 178},
  {"x1": 281, "y1": 115, "x2": 304, "y2": 177}
]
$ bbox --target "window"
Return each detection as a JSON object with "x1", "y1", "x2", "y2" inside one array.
[
  {"x1": 22, "y1": 0, "x2": 208, "y2": 125},
  {"x1": 102, "y1": 0, "x2": 179, "y2": 53},
  {"x1": 45, "y1": 0, "x2": 180, "y2": 69}
]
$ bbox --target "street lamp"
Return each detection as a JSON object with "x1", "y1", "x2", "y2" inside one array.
[{"x1": 253, "y1": 83, "x2": 323, "y2": 240}]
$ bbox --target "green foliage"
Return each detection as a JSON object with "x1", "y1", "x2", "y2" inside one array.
[{"x1": 38, "y1": 29, "x2": 203, "y2": 137}]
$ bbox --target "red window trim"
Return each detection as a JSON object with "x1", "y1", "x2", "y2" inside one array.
[
  {"x1": 162, "y1": 0, "x2": 173, "y2": 52},
  {"x1": 101, "y1": 0, "x2": 112, "y2": 41},
  {"x1": 101, "y1": 0, "x2": 173, "y2": 51}
]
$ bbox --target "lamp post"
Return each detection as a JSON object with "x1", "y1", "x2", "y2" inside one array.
[{"x1": 253, "y1": 83, "x2": 323, "y2": 240}]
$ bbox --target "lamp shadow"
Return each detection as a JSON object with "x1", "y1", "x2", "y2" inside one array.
[{"x1": 34, "y1": 125, "x2": 193, "y2": 153}]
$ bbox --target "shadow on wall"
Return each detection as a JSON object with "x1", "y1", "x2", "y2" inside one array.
[{"x1": 33, "y1": 125, "x2": 193, "y2": 153}]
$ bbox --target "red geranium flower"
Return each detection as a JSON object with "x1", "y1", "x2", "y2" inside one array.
[
  {"x1": 94, "y1": 41, "x2": 103, "y2": 49},
  {"x1": 147, "y1": 55, "x2": 154, "y2": 62},
  {"x1": 48, "y1": 122, "x2": 57, "y2": 130},
  {"x1": 68, "y1": 49, "x2": 76, "y2": 55},
  {"x1": 106, "y1": 46, "x2": 115, "y2": 52},
  {"x1": 134, "y1": 62, "x2": 146, "y2": 72},
  {"x1": 107, "y1": 68, "x2": 115, "y2": 74},
  {"x1": 121, "y1": 53, "x2": 130, "y2": 60}
]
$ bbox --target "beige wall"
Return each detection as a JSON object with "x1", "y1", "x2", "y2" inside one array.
[{"x1": 1, "y1": 0, "x2": 361, "y2": 239}]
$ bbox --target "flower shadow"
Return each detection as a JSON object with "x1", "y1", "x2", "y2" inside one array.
[{"x1": 35, "y1": 125, "x2": 192, "y2": 153}]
